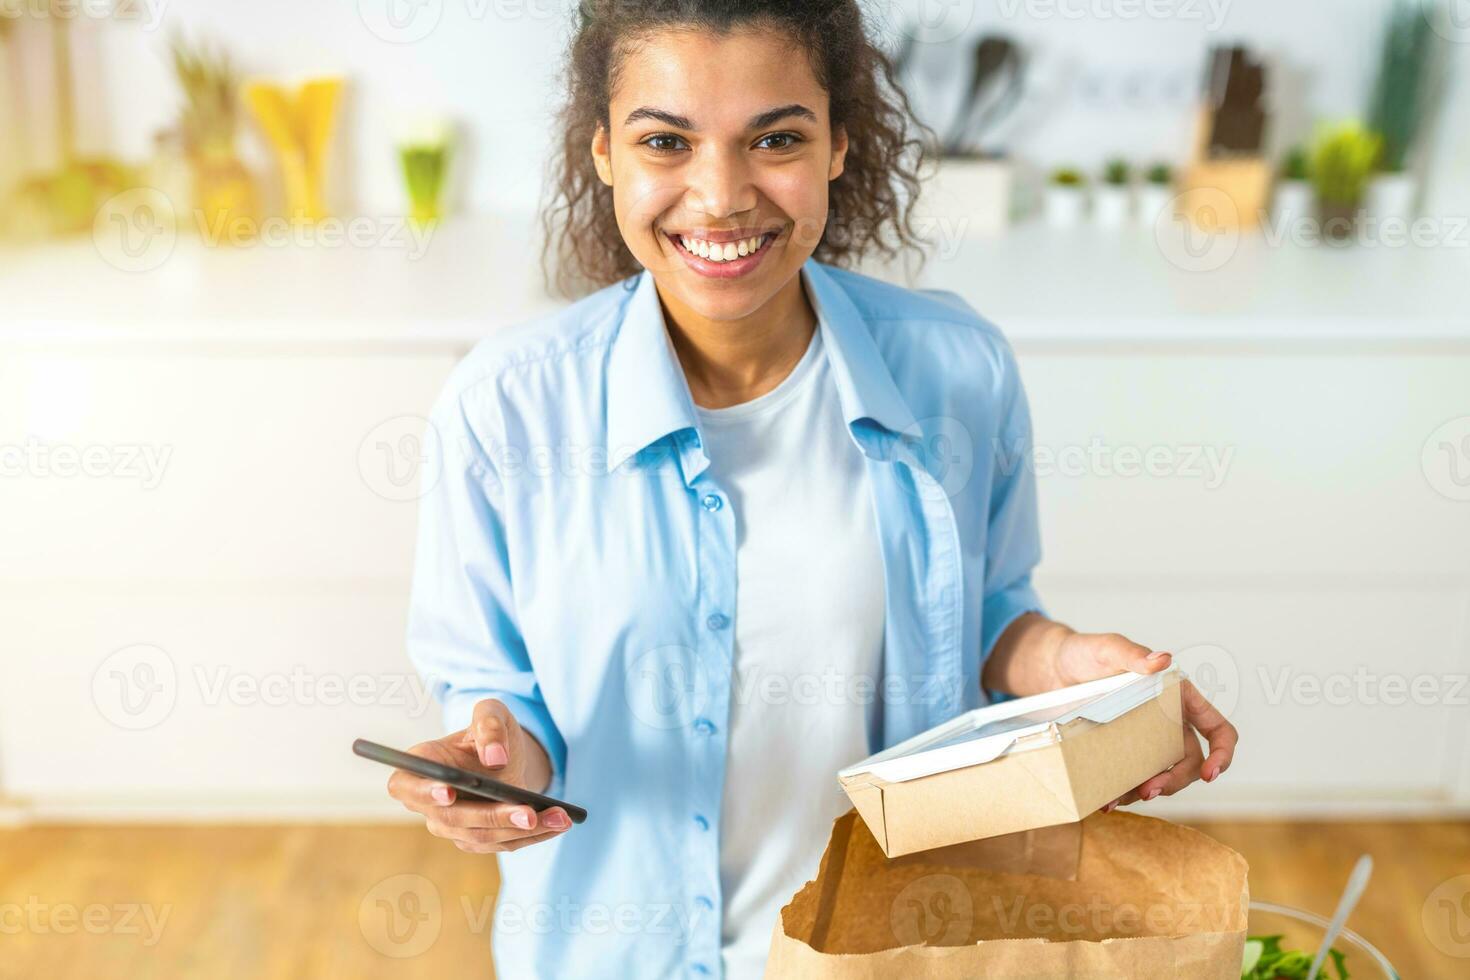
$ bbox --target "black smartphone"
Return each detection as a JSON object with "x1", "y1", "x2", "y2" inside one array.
[{"x1": 352, "y1": 738, "x2": 587, "y2": 824}]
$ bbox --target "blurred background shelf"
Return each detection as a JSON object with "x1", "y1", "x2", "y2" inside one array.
[{"x1": 4, "y1": 216, "x2": 1470, "y2": 348}]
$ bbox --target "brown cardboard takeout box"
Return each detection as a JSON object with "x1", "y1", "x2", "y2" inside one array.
[
  {"x1": 839, "y1": 669, "x2": 1187, "y2": 858},
  {"x1": 765, "y1": 808, "x2": 1250, "y2": 979}
]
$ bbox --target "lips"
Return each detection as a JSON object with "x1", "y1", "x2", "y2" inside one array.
[{"x1": 665, "y1": 229, "x2": 779, "y2": 280}]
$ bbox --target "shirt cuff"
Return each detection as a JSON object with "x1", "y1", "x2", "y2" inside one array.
[
  {"x1": 980, "y1": 580, "x2": 1048, "y2": 705},
  {"x1": 443, "y1": 690, "x2": 567, "y2": 802}
]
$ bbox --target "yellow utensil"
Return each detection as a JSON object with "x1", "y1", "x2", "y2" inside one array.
[{"x1": 243, "y1": 77, "x2": 344, "y2": 222}]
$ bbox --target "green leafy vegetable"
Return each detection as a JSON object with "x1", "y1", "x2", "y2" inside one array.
[{"x1": 1240, "y1": 933, "x2": 1350, "y2": 979}]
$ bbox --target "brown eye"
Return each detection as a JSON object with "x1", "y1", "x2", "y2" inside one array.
[
  {"x1": 756, "y1": 132, "x2": 803, "y2": 151},
  {"x1": 641, "y1": 134, "x2": 687, "y2": 154}
]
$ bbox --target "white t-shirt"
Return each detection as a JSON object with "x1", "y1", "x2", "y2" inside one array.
[{"x1": 695, "y1": 323, "x2": 887, "y2": 979}]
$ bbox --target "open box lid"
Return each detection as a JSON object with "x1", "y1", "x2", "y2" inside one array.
[{"x1": 838, "y1": 668, "x2": 1178, "y2": 785}]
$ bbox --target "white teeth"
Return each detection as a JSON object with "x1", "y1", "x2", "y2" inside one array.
[{"x1": 679, "y1": 233, "x2": 768, "y2": 262}]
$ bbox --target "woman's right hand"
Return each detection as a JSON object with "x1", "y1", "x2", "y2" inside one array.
[{"x1": 387, "y1": 698, "x2": 570, "y2": 854}]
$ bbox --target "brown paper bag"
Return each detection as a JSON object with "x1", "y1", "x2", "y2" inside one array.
[{"x1": 765, "y1": 809, "x2": 1249, "y2": 979}]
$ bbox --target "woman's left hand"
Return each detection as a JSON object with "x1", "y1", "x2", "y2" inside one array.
[{"x1": 1051, "y1": 630, "x2": 1238, "y2": 811}]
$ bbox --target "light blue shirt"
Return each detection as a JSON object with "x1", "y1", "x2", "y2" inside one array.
[{"x1": 406, "y1": 257, "x2": 1046, "y2": 979}]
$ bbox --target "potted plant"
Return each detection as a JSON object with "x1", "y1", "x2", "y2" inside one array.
[
  {"x1": 396, "y1": 115, "x2": 454, "y2": 227},
  {"x1": 171, "y1": 33, "x2": 258, "y2": 241},
  {"x1": 1043, "y1": 167, "x2": 1087, "y2": 227},
  {"x1": 1365, "y1": 0, "x2": 1435, "y2": 222},
  {"x1": 1310, "y1": 122, "x2": 1381, "y2": 242},
  {"x1": 1093, "y1": 158, "x2": 1131, "y2": 226},
  {"x1": 1137, "y1": 162, "x2": 1173, "y2": 223},
  {"x1": 1272, "y1": 146, "x2": 1313, "y2": 229}
]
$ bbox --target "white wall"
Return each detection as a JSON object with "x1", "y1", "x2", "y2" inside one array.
[{"x1": 14, "y1": 0, "x2": 1458, "y2": 214}]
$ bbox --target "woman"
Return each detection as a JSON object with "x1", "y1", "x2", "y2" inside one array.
[{"x1": 388, "y1": 2, "x2": 1238, "y2": 978}]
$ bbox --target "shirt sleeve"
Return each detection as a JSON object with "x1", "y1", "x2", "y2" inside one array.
[
  {"x1": 979, "y1": 334, "x2": 1048, "y2": 702},
  {"x1": 405, "y1": 380, "x2": 568, "y2": 800}
]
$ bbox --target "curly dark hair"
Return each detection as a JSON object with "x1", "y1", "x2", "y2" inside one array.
[{"x1": 539, "y1": 0, "x2": 936, "y2": 298}]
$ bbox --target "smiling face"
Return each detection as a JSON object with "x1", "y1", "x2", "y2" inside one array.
[{"x1": 591, "y1": 26, "x2": 848, "y2": 325}]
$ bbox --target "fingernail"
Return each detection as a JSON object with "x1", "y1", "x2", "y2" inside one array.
[
  {"x1": 1102, "y1": 801, "x2": 1116, "y2": 813},
  {"x1": 510, "y1": 809, "x2": 534, "y2": 830},
  {"x1": 545, "y1": 810, "x2": 570, "y2": 830},
  {"x1": 431, "y1": 785, "x2": 452, "y2": 805},
  {"x1": 482, "y1": 743, "x2": 508, "y2": 767},
  {"x1": 1147, "y1": 650, "x2": 1170, "y2": 661},
  {"x1": 1144, "y1": 788, "x2": 1160, "y2": 801},
  {"x1": 1205, "y1": 767, "x2": 1219, "y2": 781}
]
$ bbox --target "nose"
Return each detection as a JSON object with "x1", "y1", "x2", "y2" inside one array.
[{"x1": 684, "y1": 143, "x2": 758, "y2": 220}]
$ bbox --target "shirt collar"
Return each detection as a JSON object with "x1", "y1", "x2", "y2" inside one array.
[{"x1": 605, "y1": 257, "x2": 918, "y2": 472}]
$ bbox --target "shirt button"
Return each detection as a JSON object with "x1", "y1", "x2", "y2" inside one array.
[
  {"x1": 706, "y1": 613, "x2": 729, "y2": 631},
  {"x1": 700, "y1": 493, "x2": 723, "y2": 512},
  {"x1": 695, "y1": 896, "x2": 714, "y2": 911},
  {"x1": 693, "y1": 718, "x2": 716, "y2": 736},
  {"x1": 693, "y1": 814, "x2": 709, "y2": 831}
]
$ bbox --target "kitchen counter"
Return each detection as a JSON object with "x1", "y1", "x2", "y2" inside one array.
[{"x1": 4, "y1": 214, "x2": 1468, "y2": 348}]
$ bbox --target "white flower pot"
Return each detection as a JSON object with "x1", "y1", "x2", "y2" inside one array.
[
  {"x1": 1366, "y1": 172, "x2": 1417, "y2": 223},
  {"x1": 1093, "y1": 185, "x2": 1132, "y2": 227},
  {"x1": 1136, "y1": 183, "x2": 1174, "y2": 224},
  {"x1": 921, "y1": 157, "x2": 1013, "y2": 238},
  {"x1": 1272, "y1": 179, "x2": 1314, "y2": 231},
  {"x1": 1043, "y1": 186, "x2": 1088, "y2": 227}
]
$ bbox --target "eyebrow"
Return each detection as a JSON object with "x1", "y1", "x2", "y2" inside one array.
[{"x1": 622, "y1": 103, "x2": 817, "y2": 131}]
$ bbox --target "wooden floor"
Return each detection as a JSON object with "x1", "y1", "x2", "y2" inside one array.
[{"x1": 0, "y1": 820, "x2": 1465, "y2": 978}]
